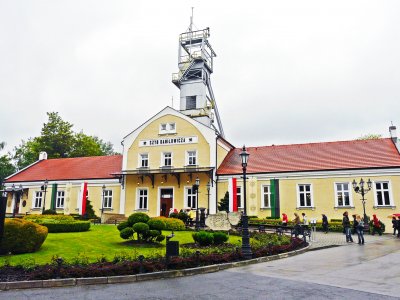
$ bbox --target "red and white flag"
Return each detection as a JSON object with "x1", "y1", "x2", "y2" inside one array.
[
  {"x1": 81, "y1": 182, "x2": 88, "y2": 216},
  {"x1": 228, "y1": 178, "x2": 238, "y2": 212}
]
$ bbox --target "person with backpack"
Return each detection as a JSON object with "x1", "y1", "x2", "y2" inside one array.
[
  {"x1": 356, "y1": 215, "x2": 365, "y2": 245},
  {"x1": 342, "y1": 211, "x2": 353, "y2": 243}
]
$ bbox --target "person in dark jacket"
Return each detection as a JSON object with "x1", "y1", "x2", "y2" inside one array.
[
  {"x1": 352, "y1": 214, "x2": 358, "y2": 235},
  {"x1": 342, "y1": 211, "x2": 353, "y2": 242},
  {"x1": 356, "y1": 215, "x2": 365, "y2": 245},
  {"x1": 392, "y1": 216, "x2": 398, "y2": 236},
  {"x1": 397, "y1": 216, "x2": 400, "y2": 238},
  {"x1": 322, "y1": 214, "x2": 328, "y2": 233}
]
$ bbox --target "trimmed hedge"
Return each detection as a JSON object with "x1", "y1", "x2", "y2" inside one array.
[
  {"x1": 151, "y1": 217, "x2": 185, "y2": 231},
  {"x1": 37, "y1": 221, "x2": 91, "y2": 233},
  {"x1": 0, "y1": 219, "x2": 48, "y2": 254},
  {"x1": 24, "y1": 215, "x2": 74, "y2": 222}
]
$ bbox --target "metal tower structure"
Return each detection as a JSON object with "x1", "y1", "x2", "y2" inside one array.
[{"x1": 172, "y1": 19, "x2": 224, "y2": 137}]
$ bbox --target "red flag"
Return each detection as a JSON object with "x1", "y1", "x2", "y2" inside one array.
[
  {"x1": 228, "y1": 178, "x2": 238, "y2": 212},
  {"x1": 81, "y1": 182, "x2": 88, "y2": 216}
]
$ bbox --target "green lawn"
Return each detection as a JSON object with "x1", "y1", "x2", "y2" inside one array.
[{"x1": 0, "y1": 225, "x2": 243, "y2": 266}]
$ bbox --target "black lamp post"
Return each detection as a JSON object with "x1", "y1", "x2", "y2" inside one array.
[
  {"x1": 41, "y1": 179, "x2": 48, "y2": 214},
  {"x1": 193, "y1": 177, "x2": 200, "y2": 231},
  {"x1": 352, "y1": 178, "x2": 372, "y2": 225},
  {"x1": 206, "y1": 181, "x2": 211, "y2": 216},
  {"x1": 240, "y1": 145, "x2": 252, "y2": 259},
  {"x1": 101, "y1": 184, "x2": 106, "y2": 223}
]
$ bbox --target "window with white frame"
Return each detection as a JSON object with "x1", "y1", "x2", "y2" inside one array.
[
  {"x1": 103, "y1": 190, "x2": 113, "y2": 208},
  {"x1": 187, "y1": 150, "x2": 197, "y2": 166},
  {"x1": 186, "y1": 187, "x2": 197, "y2": 209},
  {"x1": 261, "y1": 185, "x2": 271, "y2": 208},
  {"x1": 335, "y1": 183, "x2": 351, "y2": 207},
  {"x1": 237, "y1": 186, "x2": 243, "y2": 208},
  {"x1": 139, "y1": 153, "x2": 149, "y2": 168},
  {"x1": 34, "y1": 191, "x2": 43, "y2": 208},
  {"x1": 169, "y1": 123, "x2": 175, "y2": 131},
  {"x1": 137, "y1": 189, "x2": 148, "y2": 210},
  {"x1": 56, "y1": 191, "x2": 65, "y2": 208},
  {"x1": 298, "y1": 184, "x2": 312, "y2": 207},
  {"x1": 162, "y1": 152, "x2": 172, "y2": 167},
  {"x1": 375, "y1": 181, "x2": 391, "y2": 206},
  {"x1": 159, "y1": 122, "x2": 176, "y2": 134}
]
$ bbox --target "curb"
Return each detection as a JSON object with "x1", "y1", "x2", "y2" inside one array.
[{"x1": 0, "y1": 245, "x2": 309, "y2": 291}]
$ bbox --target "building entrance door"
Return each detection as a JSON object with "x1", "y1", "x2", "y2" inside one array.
[{"x1": 160, "y1": 188, "x2": 173, "y2": 217}]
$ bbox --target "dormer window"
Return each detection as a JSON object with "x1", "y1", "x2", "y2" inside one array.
[{"x1": 159, "y1": 122, "x2": 176, "y2": 135}]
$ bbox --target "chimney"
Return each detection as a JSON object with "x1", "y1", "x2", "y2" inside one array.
[
  {"x1": 39, "y1": 151, "x2": 48, "y2": 161},
  {"x1": 389, "y1": 125, "x2": 400, "y2": 153}
]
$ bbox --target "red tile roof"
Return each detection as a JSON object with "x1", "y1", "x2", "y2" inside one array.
[
  {"x1": 217, "y1": 138, "x2": 400, "y2": 175},
  {"x1": 5, "y1": 155, "x2": 122, "y2": 183}
]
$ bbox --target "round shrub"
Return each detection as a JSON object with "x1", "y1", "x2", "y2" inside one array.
[
  {"x1": 152, "y1": 217, "x2": 186, "y2": 231},
  {"x1": 117, "y1": 221, "x2": 129, "y2": 231},
  {"x1": 132, "y1": 222, "x2": 150, "y2": 233},
  {"x1": 156, "y1": 234, "x2": 165, "y2": 242},
  {"x1": 169, "y1": 212, "x2": 179, "y2": 219},
  {"x1": 192, "y1": 231, "x2": 214, "y2": 246},
  {"x1": 147, "y1": 218, "x2": 166, "y2": 231},
  {"x1": 127, "y1": 213, "x2": 150, "y2": 226},
  {"x1": 120, "y1": 227, "x2": 134, "y2": 240},
  {"x1": 149, "y1": 229, "x2": 161, "y2": 238},
  {"x1": 0, "y1": 219, "x2": 48, "y2": 254},
  {"x1": 213, "y1": 232, "x2": 229, "y2": 245}
]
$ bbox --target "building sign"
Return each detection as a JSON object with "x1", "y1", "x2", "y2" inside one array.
[{"x1": 139, "y1": 136, "x2": 198, "y2": 147}]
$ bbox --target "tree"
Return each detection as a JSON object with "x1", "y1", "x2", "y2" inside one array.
[
  {"x1": 357, "y1": 134, "x2": 382, "y2": 140},
  {"x1": 218, "y1": 191, "x2": 230, "y2": 212},
  {"x1": 0, "y1": 142, "x2": 16, "y2": 184},
  {"x1": 12, "y1": 112, "x2": 117, "y2": 169}
]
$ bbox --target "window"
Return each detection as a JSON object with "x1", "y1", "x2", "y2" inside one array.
[
  {"x1": 186, "y1": 96, "x2": 196, "y2": 110},
  {"x1": 261, "y1": 185, "x2": 271, "y2": 208},
  {"x1": 140, "y1": 153, "x2": 149, "y2": 168},
  {"x1": 187, "y1": 150, "x2": 197, "y2": 166},
  {"x1": 103, "y1": 190, "x2": 113, "y2": 208},
  {"x1": 137, "y1": 189, "x2": 148, "y2": 210},
  {"x1": 335, "y1": 183, "x2": 351, "y2": 207},
  {"x1": 298, "y1": 184, "x2": 312, "y2": 207},
  {"x1": 375, "y1": 181, "x2": 391, "y2": 206},
  {"x1": 169, "y1": 123, "x2": 175, "y2": 131},
  {"x1": 159, "y1": 122, "x2": 176, "y2": 134},
  {"x1": 186, "y1": 187, "x2": 197, "y2": 209},
  {"x1": 161, "y1": 123, "x2": 167, "y2": 131},
  {"x1": 163, "y1": 152, "x2": 172, "y2": 167},
  {"x1": 56, "y1": 191, "x2": 65, "y2": 208},
  {"x1": 237, "y1": 186, "x2": 242, "y2": 208},
  {"x1": 34, "y1": 191, "x2": 43, "y2": 208}
]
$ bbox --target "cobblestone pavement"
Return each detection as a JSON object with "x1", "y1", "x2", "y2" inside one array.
[{"x1": 308, "y1": 230, "x2": 395, "y2": 249}]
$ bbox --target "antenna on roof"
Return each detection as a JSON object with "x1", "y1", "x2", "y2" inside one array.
[{"x1": 188, "y1": 7, "x2": 194, "y2": 32}]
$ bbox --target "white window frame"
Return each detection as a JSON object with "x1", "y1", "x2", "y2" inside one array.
[
  {"x1": 161, "y1": 152, "x2": 173, "y2": 167},
  {"x1": 159, "y1": 122, "x2": 176, "y2": 134},
  {"x1": 373, "y1": 180, "x2": 394, "y2": 207},
  {"x1": 297, "y1": 184, "x2": 314, "y2": 208},
  {"x1": 136, "y1": 188, "x2": 148, "y2": 210},
  {"x1": 185, "y1": 186, "x2": 197, "y2": 209},
  {"x1": 103, "y1": 190, "x2": 113, "y2": 209},
  {"x1": 237, "y1": 186, "x2": 243, "y2": 209},
  {"x1": 56, "y1": 190, "x2": 65, "y2": 209},
  {"x1": 334, "y1": 182, "x2": 353, "y2": 207},
  {"x1": 261, "y1": 185, "x2": 271, "y2": 208},
  {"x1": 138, "y1": 153, "x2": 149, "y2": 168},
  {"x1": 33, "y1": 191, "x2": 43, "y2": 208},
  {"x1": 186, "y1": 150, "x2": 197, "y2": 166}
]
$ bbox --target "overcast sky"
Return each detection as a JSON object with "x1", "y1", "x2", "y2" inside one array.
[{"x1": 1, "y1": 0, "x2": 399, "y2": 156}]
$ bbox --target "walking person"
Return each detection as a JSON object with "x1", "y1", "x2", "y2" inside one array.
[
  {"x1": 397, "y1": 216, "x2": 400, "y2": 238},
  {"x1": 356, "y1": 215, "x2": 365, "y2": 245},
  {"x1": 371, "y1": 214, "x2": 383, "y2": 236},
  {"x1": 392, "y1": 216, "x2": 397, "y2": 236},
  {"x1": 293, "y1": 213, "x2": 301, "y2": 237},
  {"x1": 352, "y1": 214, "x2": 358, "y2": 235},
  {"x1": 322, "y1": 214, "x2": 329, "y2": 233},
  {"x1": 342, "y1": 211, "x2": 353, "y2": 242}
]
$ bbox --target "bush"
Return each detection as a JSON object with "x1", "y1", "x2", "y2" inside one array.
[
  {"x1": 132, "y1": 222, "x2": 150, "y2": 241},
  {"x1": 169, "y1": 212, "x2": 179, "y2": 219},
  {"x1": 177, "y1": 212, "x2": 189, "y2": 223},
  {"x1": 147, "y1": 219, "x2": 166, "y2": 231},
  {"x1": 151, "y1": 217, "x2": 186, "y2": 231},
  {"x1": 120, "y1": 227, "x2": 134, "y2": 240},
  {"x1": 117, "y1": 221, "x2": 129, "y2": 231},
  {"x1": 24, "y1": 215, "x2": 74, "y2": 222},
  {"x1": 38, "y1": 221, "x2": 91, "y2": 233},
  {"x1": 127, "y1": 213, "x2": 150, "y2": 226},
  {"x1": 0, "y1": 219, "x2": 48, "y2": 254},
  {"x1": 156, "y1": 234, "x2": 165, "y2": 242},
  {"x1": 213, "y1": 232, "x2": 229, "y2": 245},
  {"x1": 192, "y1": 231, "x2": 214, "y2": 246},
  {"x1": 42, "y1": 209, "x2": 57, "y2": 215}
]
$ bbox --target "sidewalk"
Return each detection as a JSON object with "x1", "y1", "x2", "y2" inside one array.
[{"x1": 308, "y1": 230, "x2": 395, "y2": 250}]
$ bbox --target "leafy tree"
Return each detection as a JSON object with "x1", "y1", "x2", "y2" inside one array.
[
  {"x1": 11, "y1": 112, "x2": 117, "y2": 169},
  {"x1": 357, "y1": 134, "x2": 382, "y2": 140},
  {"x1": 0, "y1": 142, "x2": 16, "y2": 184},
  {"x1": 218, "y1": 191, "x2": 229, "y2": 212}
]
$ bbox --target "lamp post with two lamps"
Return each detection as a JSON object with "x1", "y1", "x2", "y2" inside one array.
[
  {"x1": 352, "y1": 178, "x2": 372, "y2": 225},
  {"x1": 239, "y1": 145, "x2": 252, "y2": 259}
]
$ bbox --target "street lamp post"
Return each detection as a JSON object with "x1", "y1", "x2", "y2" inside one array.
[
  {"x1": 352, "y1": 178, "x2": 372, "y2": 226},
  {"x1": 101, "y1": 184, "x2": 106, "y2": 224},
  {"x1": 41, "y1": 179, "x2": 48, "y2": 214},
  {"x1": 240, "y1": 145, "x2": 252, "y2": 259},
  {"x1": 206, "y1": 182, "x2": 211, "y2": 216},
  {"x1": 193, "y1": 177, "x2": 200, "y2": 231}
]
